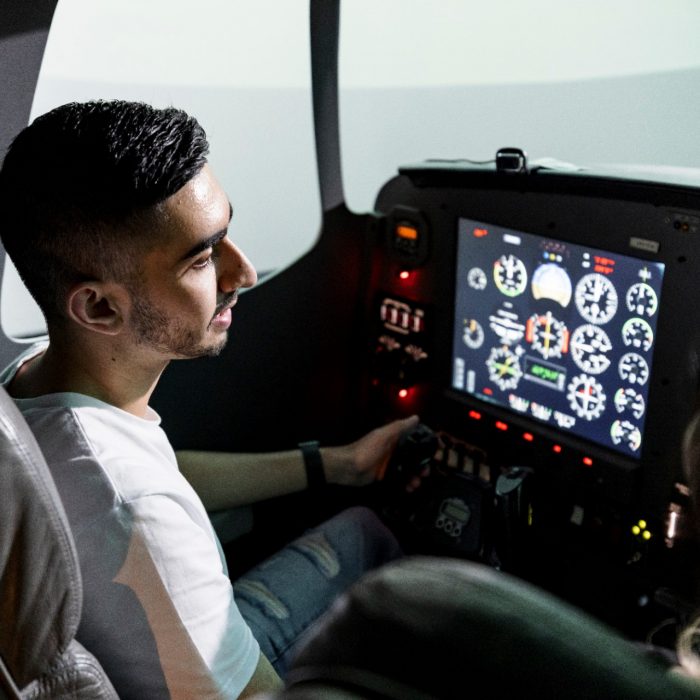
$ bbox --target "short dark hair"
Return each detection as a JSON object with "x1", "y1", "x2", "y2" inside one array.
[{"x1": 0, "y1": 100, "x2": 210, "y2": 324}]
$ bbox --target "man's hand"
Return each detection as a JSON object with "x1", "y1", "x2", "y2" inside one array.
[{"x1": 321, "y1": 415, "x2": 420, "y2": 487}]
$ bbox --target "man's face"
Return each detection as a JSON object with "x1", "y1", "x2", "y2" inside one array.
[{"x1": 127, "y1": 164, "x2": 257, "y2": 359}]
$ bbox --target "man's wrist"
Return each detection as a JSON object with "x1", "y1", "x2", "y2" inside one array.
[{"x1": 299, "y1": 440, "x2": 326, "y2": 490}]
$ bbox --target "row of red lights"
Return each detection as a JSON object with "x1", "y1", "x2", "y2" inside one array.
[
  {"x1": 395, "y1": 386, "x2": 594, "y2": 466},
  {"x1": 469, "y1": 408, "x2": 594, "y2": 466}
]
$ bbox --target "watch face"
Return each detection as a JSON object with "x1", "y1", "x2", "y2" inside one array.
[{"x1": 493, "y1": 254, "x2": 528, "y2": 297}]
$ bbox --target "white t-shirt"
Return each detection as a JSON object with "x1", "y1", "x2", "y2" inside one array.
[{"x1": 1, "y1": 344, "x2": 260, "y2": 700}]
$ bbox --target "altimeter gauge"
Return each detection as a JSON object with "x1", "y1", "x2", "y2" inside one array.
[
  {"x1": 574, "y1": 273, "x2": 618, "y2": 324},
  {"x1": 567, "y1": 373, "x2": 606, "y2": 421},
  {"x1": 625, "y1": 282, "x2": 658, "y2": 317},
  {"x1": 493, "y1": 254, "x2": 528, "y2": 297},
  {"x1": 570, "y1": 324, "x2": 612, "y2": 375},
  {"x1": 486, "y1": 346, "x2": 523, "y2": 391}
]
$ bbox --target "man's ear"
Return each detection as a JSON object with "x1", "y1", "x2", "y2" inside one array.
[{"x1": 66, "y1": 282, "x2": 130, "y2": 335}]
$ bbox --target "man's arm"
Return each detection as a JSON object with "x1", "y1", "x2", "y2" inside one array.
[
  {"x1": 238, "y1": 652, "x2": 283, "y2": 698},
  {"x1": 176, "y1": 416, "x2": 419, "y2": 511}
]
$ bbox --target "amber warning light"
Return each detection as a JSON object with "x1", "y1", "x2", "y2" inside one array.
[
  {"x1": 473, "y1": 228, "x2": 489, "y2": 238},
  {"x1": 396, "y1": 224, "x2": 418, "y2": 241}
]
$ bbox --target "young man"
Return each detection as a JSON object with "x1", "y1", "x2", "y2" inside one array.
[{"x1": 0, "y1": 100, "x2": 416, "y2": 699}]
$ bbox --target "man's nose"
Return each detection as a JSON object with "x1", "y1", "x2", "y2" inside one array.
[{"x1": 218, "y1": 238, "x2": 257, "y2": 292}]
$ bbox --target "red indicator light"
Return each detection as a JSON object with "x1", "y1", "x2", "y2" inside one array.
[
  {"x1": 495, "y1": 421, "x2": 508, "y2": 431},
  {"x1": 552, "y1": 444, "x2": 562, "y2": 453},
  {"x1": 583, "y1": 457, "x2": 594, "y2": 467},
  {"x1": 399, "y1": 270, "x2": 411, "y2": 280},
  {"x1": 483, "y1": 387, "x2": 493, "y2": 396},
  {"x1": 468, "y1": 410, "x2": 482, "y2": 420},
  {"x1": 473, "y1": 228, "x2": 488, "y2": 238},
  {"x1": 398, "y1": 388, "x2": 409, "y2": 399},
  {"x1": 523, "y1": 432, "x2": 534, "y2": 442}
]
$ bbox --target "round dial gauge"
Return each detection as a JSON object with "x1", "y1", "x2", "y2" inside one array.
[
  {"x1": 486, "y1": 346, "x2": 523, "y2": 391},
  {"x1": 613, "y1": 387, "x2": 645, "y2": 419},
  {"x1": 575, "y1": 273, "x2": 618, "y2": 324},
  {"x1": 570, "y1": 324, "x2": 612, "y2": 375},
  {"x1": 618, "y1": 352, "x2": 649, "y2": 386},
  {"x1": 621, "y1": 317, "x2": 653, "y2": 352},
  {"x1": 467, "y1": 267, "x2": 487, "y2": 290},
  {"x1": 493, "y1": 254, "x2": 528, "y2": 297},
  {"x1": 462, "y1": 319, "x2": 485, "y2": 349},
  {"x1": 567, "y1": 373, "x2": 606, "y2": 421},
  {"x1": 626, "y1": 282, "x2": 658, "y2": 317},
  {"x1": 528, "y1": 312, "x2": 568, "y2": 359},
  {"x1": 610, "y1": 419, "x2": 642, "y2": 452}
]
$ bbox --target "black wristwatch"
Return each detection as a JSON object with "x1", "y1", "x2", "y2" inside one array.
[{"x1": 299, "y1": 440, "x2": 326, "y2": 490}]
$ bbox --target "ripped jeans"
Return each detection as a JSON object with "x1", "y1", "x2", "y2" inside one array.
[{"x1": 232, "y1": 506, "x2": 402, "y2": 676}]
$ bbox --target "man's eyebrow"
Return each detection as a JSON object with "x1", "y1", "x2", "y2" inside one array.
[{"x1": 180, "y1": 203, "x2": 234, "y2": 262}]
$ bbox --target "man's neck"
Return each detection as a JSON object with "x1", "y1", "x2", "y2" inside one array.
[{"x1": 7, "y1": 336, "x2": 167, "y2": 418}]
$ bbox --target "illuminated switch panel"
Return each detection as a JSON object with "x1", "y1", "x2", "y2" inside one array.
[{"x1": 373, "y1": 295, "x2": 431, "y2": 386}]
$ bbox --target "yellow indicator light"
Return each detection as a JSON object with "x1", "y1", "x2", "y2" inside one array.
[
  {"x1": 642, "y1": 530, "x2": 652, "y2": 541},
  {"x1": 631, "y1": 526, "x2": 641, "y2": 536},
  {"x1": 638, "y1": 519, "x2": 647, "y2": 529},
  {"x1": 396, "y1": 224, "x2": 418, "y2": 241}
]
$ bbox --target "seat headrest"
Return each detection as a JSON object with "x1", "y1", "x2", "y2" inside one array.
[{"x1": 285, "y1": 556, "x2": 700, "y2": 700}]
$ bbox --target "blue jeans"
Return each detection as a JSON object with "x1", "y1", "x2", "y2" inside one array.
[{"x1": 232, "y1": 506, "x2": 402, "y2": 675}]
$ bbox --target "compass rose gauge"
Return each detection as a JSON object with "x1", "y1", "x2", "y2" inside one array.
[
  {"x1": 626, "y1": 282, "x2": 658, "y2": 317},
  {"x1": 493, "y1": 254, "x2": 528, "y2": 297},
  {"x1": 467, "y1": 267, "x2": 487, "y2": 290},
  {"x1": 527, "y1": 312, "x2": 569, "y2": 360},
  {"x1": 567, "y1": 373, "x2": 606, "y2": 421},
  {"x1": 486, "y1": 346, "x2": 523, "y2": 391},
  {"x1": 569, "y1": 324, "x2": 612, "y2": 375},
  {"x1": 462, "y1": 319, "x2": 485, "y2": 349},
  {"x1": 618, "y1": 353, "x2": 649, "y2": 386},
  {"x1": 574, "y1": 273, "x2": 618, "y2": 324},
  {"x1": 613, "y1": 387, "x2": 645, "y2": 419},
  {"x1": 610, "y1": 419, "x2": 642, "y2": 452},
  {"x1": 621, "y1": 318, "x2": 654, "y2": 352}
]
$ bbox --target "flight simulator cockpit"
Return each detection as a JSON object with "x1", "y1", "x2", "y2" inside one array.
[{"x1": 355, "y1": 155, "x2": 700, "y2": 635}]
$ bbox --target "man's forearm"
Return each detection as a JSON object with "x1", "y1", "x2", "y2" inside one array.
[{"x1": 176, "y1": 448, "x2": 311, "y2": 510}]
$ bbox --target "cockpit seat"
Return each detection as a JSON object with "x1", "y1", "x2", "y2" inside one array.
[
  {"x1": 0, "y1": 385, "x2": 117, "y2": 699},
  {"x1": 267, "y1": 556, "x2": 700, "y2": 700}
]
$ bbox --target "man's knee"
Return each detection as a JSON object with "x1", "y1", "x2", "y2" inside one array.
[{"x1": 317, "y1": 506, "x2": 403, "y2": 567}]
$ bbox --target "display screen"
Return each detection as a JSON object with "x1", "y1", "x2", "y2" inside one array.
[{"x1": 451, "y1": 217, "x2": 665, "y2": 457}]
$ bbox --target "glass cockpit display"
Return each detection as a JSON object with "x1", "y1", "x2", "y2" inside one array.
[{"x1": 451, "y1": 218, "x2": 665, "y2": 457}]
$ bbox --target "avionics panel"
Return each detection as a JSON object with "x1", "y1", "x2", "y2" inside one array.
[{"x1": 451, "y1": 217, "x2": 665, "y2": 459}]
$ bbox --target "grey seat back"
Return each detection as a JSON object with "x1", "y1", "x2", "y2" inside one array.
[{"x1": 0, "y1": 384, "x2": 118, "y2": 699}]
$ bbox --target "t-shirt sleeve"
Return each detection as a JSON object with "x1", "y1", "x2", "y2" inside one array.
[{"x1": 114, "y1": 493, "x2": 260, "y2": 700}]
